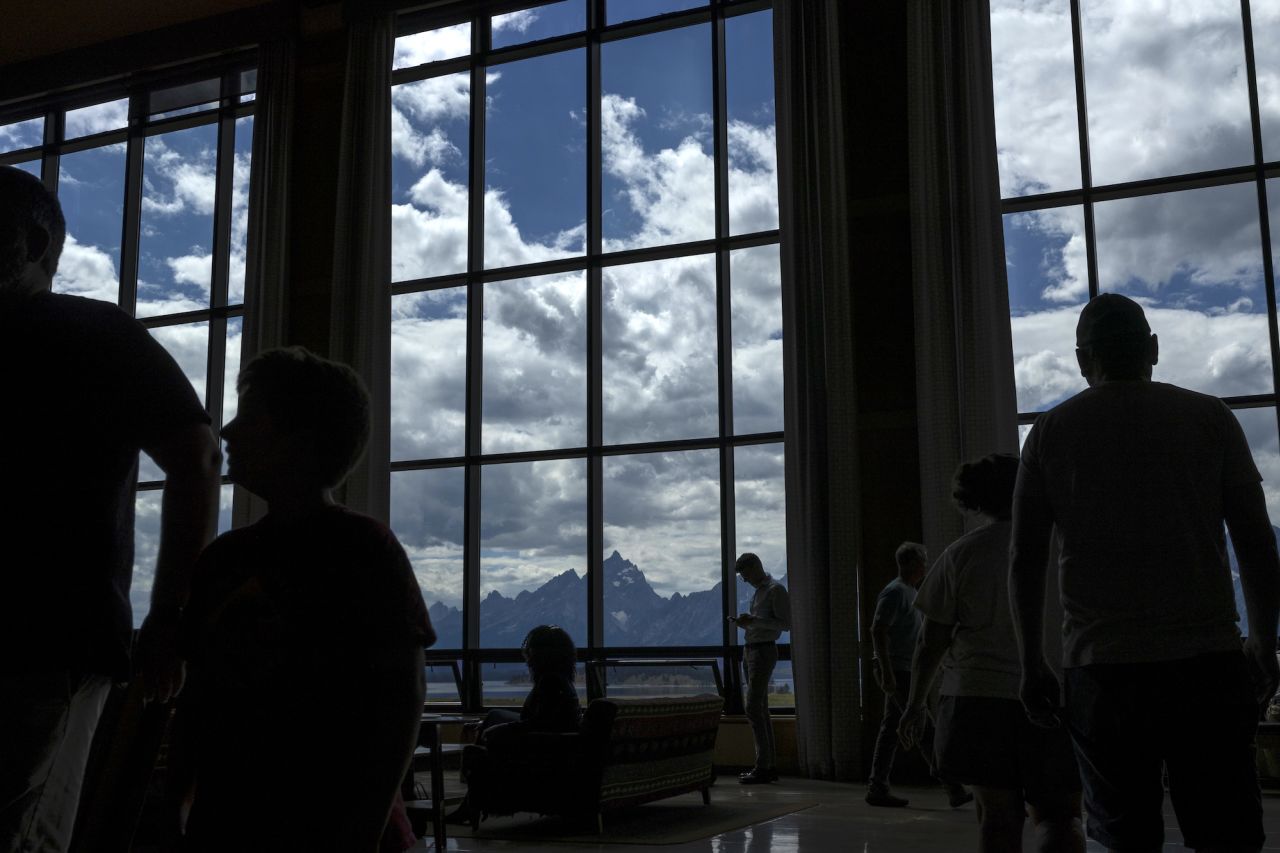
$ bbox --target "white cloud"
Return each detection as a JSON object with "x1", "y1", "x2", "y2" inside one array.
[
  {"x1": 493, "y1": 9, "x2": 537, "y2": 34},
  {"x1": 394, "y1": 24, "x2": 471, "y2": 70},
  {"x1": 141, "y1": 138, "x2": 217, "y2": 217},
  {"x1": 52, "y1": 234, "x2": 118, "y2": 303},
  {"x1": 65, "y1": 98, "x2": 128, "y2": 139}
]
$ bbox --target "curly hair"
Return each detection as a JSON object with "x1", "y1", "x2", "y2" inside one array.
[
  {"x1": 951, "y1": 453, "x2": 1020, "y2": 518},
  {"x1": 520, "y1": 625, "x2": 577, "y2": 681},
  {"x1": 237, "y1": 347, "x2": 371, "y2": 488}
]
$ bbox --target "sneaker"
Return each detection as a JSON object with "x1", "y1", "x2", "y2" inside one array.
[
  {"x1": 738, "y1": 767, "x2": 778, "y2": 785},
  {"x1": 865, "y1": 787, "x2": 909, "y2": 808},
  {"x1": 946, "y1": 785, "x2": 973, "y2": 808}
]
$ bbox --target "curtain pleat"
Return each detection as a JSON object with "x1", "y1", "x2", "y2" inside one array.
[
  {"x1": 908, "y1": 0, "x2": 1019, "y2": 558},
  {"x1": 329, "y1": 11, "x2": 393, "y2": 522}
]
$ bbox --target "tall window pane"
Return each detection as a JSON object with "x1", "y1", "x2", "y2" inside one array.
[
  {"x1": 492, "y1": 2, "x2": 585, "y2": 48},
  {"x1": 138, "y1": 125, "x2": 219, "y2": 317},
  {"x1": 730, "y1": 244, "x2": 783, "y2": 435},
  {"x1": 481, "y1": 459, "x2": 588, "y2": 648},
  {"x1": 989, "y1": 0, "x2": 1081, "y2": 196},
  {"x1": 734, "y1": 442, "x2": 787, "y2": 644},
  {"x1": 603, "y1": 449, "x2": 720, "y2": 647},
  {"x1": 482, "y1": 272, "x2": 587, "y2": 453},
  {"x1": 1081, "y1": 0, "x2": 1253, "y2": 185},
  {"x1": 603, "y1": 254, "x2": 718, "y2": 444},
  {"x1": 484, "y1": 49, "x2": 585, "y2": 267},
  {"x1": 1095, "y1": 184, "x2": 1272, "y2": 399},
  {"x1": 55, "y1": 145, "x2": 125, "y2": 304},
  {"x1": 601, "y1": 23, "x2": 713, "y2": 249},
  {"x1": 392, "y1": 467, "x2": 465, "y2": 650},
  {"x1": 392, "y1": 73, "x2": 471, "y2": 281},
  {"x1": 725, "y1": 9, "x2": 779, "y2": 233},
  {"x1": 392, "y1": 288, "x2": 467, "y2": 461}
]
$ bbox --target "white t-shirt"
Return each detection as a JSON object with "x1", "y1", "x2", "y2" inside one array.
[
  {"x1": 915, "y1": 519, "x2": 1063, "y2": 699},
  {"x1": 1017, "y1": 380, "x2": 1258, "y2": 667}
]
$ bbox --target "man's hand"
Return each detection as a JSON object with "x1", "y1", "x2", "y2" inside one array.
[
  {"x1": 136, "y1": 607, "x2": 186, "y2": 704},
  {"x1": 736, "y1": 613, "x2": 755, "y2": 627},
  {"x1": 1243, "y1": 635, "x2": 1280, "y2": 707},
  {"x1": 1019, "y1": 658, "x2": 1061, "y2": 728},
  {"x1": 898, "y1": 702, "x2": 926, "y2": 750}
]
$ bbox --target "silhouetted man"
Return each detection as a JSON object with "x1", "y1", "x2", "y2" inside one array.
[
  {"x1": 1010, "y1": 293, "x2": 1280, "y2": 853},
  {"x1": 0, "y1": 165, "x2": 221, "y2": 852},
  {"x1": 732, "y1": 552, "x2": 790, "y2": 784}
]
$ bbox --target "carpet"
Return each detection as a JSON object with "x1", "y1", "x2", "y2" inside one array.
[{"x1": 447, "y1": 796, "x2": 819, "y2": 845}]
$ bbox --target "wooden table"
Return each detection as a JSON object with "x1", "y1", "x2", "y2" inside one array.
[{"x1": 402, "y1": 713, "x2": 476, "y2": 850}]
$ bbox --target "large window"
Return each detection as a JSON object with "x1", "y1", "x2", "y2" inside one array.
[
  {"x1": 0, "y1": 62, "x2": 257, "y2": 627},
  {"x1": 386, "y1": 0, "x2": 787, "y2": 706},
  {"x1": 991, "y1": 0, "x2": 1280, "y2": 633}
]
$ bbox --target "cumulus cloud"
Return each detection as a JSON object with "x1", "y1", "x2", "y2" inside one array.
[
  {"x1": 53, "y1": 234, "x2": 119, "y2": 303},
  {"x1": 0, "y1": 116, "x2": 42, "y2": 152},
  {"x1": 65, "y1": 98, "x2": 128, "y2": 139}
]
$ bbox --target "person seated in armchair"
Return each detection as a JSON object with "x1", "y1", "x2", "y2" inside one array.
[{"x1": 448, "y1": 625, "x2": 582, "y2": 823}]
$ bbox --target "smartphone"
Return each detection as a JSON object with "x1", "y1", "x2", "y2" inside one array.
[{"x1": 726, "y1": 616, "x2": 737, "y2": 623}]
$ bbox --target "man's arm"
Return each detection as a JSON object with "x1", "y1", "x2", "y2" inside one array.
[
  {"x1": 1009, "y1": 470, "x2": 1060, "y2": 726},
  {"x1": 898, "y1": 618, "x2": 953, "y2": 750},
  {"x1": 136, "y1": 422, "x2": 222, "y2": 702},
  {"x1": 869, "y1": 597, "x2": 896, "y2": 695},
  {"x1": 1225, "y1": 480, "x2": 1280, "y2": 705}
]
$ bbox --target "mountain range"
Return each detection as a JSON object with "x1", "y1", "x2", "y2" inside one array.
[{"x1": 427, "y1": 550, "x2": 789, "y2": 649}]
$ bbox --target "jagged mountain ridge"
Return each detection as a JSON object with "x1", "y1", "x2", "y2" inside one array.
[{"x1": 427, "y1": 550, "x2": 788, "y2": 648}]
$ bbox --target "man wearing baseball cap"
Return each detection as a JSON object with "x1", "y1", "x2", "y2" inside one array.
[{"x1": 1009, "y1": 293, "x2": 1280, "y2": 852}]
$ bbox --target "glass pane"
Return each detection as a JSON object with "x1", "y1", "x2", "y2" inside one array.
[
  {"x1": 1081, "y1": 0, "x2": 1253, "y2": 186},
  {"x1": 142, "y1": 321, "x2": 210, "y2": 481},
  {"x1": 391, "y1": 288, "x2": 467, "y2": 461},
  {"x1": 603, "y1": 254, "x2": 718, "y2": 444},
  {"x1": 138, "y1": 125, "x2": 219, "y2": 317},
  {"x1": 65, "y1": 97, "x2": 129, "y2": 139},
  {"x1": 223, "y1": 316, "x2": 243, "y2": 429},
  {"x1": 734, "y1": 443, "x2": 787, "y2": 645},
  {"x1": 229, "y1": 116, "x2": 253, "y2": 305},
  {"x1": 608, "y1": 0, "x2": 706, "y2": 25},
  {"x1": 989, "y1": 0, "x2": 1081, "y2": 196},
  {"x1": 603, "y1": 449, "x2": 720, "y2": 646},
  {"x1": 1095, "y1": 184, "x2": 1272, "y2": 398},
  {"x1": 394, "y1": 23, "x2": 471, "y2": 70},
  {"x1": 480, "y1": 459, "x2": 588, "y2": 649},
  {"x1": 391, "y1": 467, "x2": 465, "y2": 650},
  {"x1": 492, "y1": 2, "x2": 585, "y2": 48},
  {"x1": 1004, "y1": 206, "x2": 1088, "y2": 413},
  {"x1": 1256, "y1": 0, "x2": 1280, "y2": 161},
  {"x1": 149, "y1": 78, "x2": 220, "y2": 119},
  {"x1": 485, "y1": 48, "x2": 586, "y2": 267},
  {"x1": 217, "y1": 482, "x2": 234, "y2": 535},
  {"x1": 725, "y1": 9, "x2": 778, "y2": 233},
  {"x1": 599, "y1": 661, "x2": 721, "y2": 699},
  {"x1": 1229, "y1": 407, "x2": 1280, "y2": 639},
  {"x1": 425, "y1": 661, "x2": 462, "y2": 704},
  {"x1": 54, "y1": 144, "x2": 126, "y2": 304},
  {"x1": 730, "y1": 244, "x2": 783, "y2": 435},
  {"x1": 768, "y1": 659, "x2": 794, "y2": 709},
  {"x1": 392, "y1": 73, "x2": 471, "y2": 281},
  {"x1": 601, "y1": 23, "x2": 713, "y2": 250},
  {"x1": 482, "y1": 271, "x2": 587, "y2": 453},
  {"x1": 132, "y1": 489, "x2": 163, "y2": 628},
  {"x1": 12, "y1": 160, "x2": 40, "y2": 177},
  {"x1": 484, "y1": 663, "x2": 586, "y2": 707},
  {"x1": 239, "y1": 69, "x2": 258, "y2": 97},
  {"x1": 0, "y1": 116, "x2": 43, "y2": 153}
]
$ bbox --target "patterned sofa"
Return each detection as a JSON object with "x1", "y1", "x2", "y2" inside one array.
[{"x1": 461, "y1": 694, "x2": 724, "y2": 829}]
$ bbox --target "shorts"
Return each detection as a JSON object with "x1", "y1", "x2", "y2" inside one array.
[
  {"x1": 1065, "y1": 650, "x2": 1263, "y2": 851},
  {"x1": 933, "y1": 694, "x2": 1081, "y2": 809}
]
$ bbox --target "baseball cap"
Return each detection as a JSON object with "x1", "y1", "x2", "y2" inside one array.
[{"x1": 1076, "y1": 293, "x2": 1151, "y2": 348}]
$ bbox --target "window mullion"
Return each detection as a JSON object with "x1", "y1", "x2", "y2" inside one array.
[
  {"x1": 1068, "y1": 0, "x2": 1099, "y2": 300},
  {"x1": 118, "y1": 96, "x2": 145, "y2": 317},
  {"x1": 586, "y1": 0, "x2": 606, "y2": 660}
]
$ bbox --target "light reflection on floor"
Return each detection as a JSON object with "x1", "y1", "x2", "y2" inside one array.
[{"x1": 434, "y1": 778, "x2": 1280, "y2": 851}]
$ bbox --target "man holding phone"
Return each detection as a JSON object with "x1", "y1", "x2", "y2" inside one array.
[{"x1": 732, "y1": 553, "x2": 790, "y2": 785}]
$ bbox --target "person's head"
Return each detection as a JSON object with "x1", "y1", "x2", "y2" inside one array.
[
  {"x1": 1075, "y1": 293, "x2": 1158, "y2": 385},
  {"x1": 521, "y1": 625, "x2": 577, "y2": 680},
  {"x1": 0, "y1": 166, "x2": 65, "y2": 297},
  {"x1": 894, "y1": 541, "x2": 928, "y2": 587},
  {"x1": 952, "y1": 453, "x2": 1020, "y2": 520},
  {"x1": 735, "y1": 552, "x2": 766, "y2": 588},
  {"x1": 222, "y1": 346, "x2": 371, "y2": 500}
]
